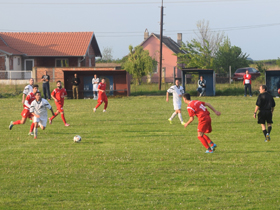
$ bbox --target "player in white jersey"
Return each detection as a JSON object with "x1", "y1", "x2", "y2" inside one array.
[
  {"x1": 166, "y1": 79, "x2": 185, "y2": 125},
  {"x1": 30, "y1": 92, "x2": 55, "y2": 139},
  {"x1": 92, "y1": 74, "x2": 99, "y2": 100},
  {"x1": 22, "y1": 78, "x2": 34, "y2": 104}
]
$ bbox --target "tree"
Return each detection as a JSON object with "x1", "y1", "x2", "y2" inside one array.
[
  {"x1": 177, "y1": 39, "x2": 214, "y2": 69},
  {"x1": 177, "y1": 20, "x2": 223, "y2": 69},
  {"x1": 122, "y1": 45, "x2": 156, "y2": 85},
  {"x1": 195, "y1": 20, "x2": 224, "y2": 56},
  {"x1": 213, "y1": 37, "x2": 249, "y2": 74},
  {"x1": 96, "y1": 47, "x2": 113, "y2": 63}
]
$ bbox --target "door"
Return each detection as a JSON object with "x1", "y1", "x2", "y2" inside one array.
[{"x1": 25, "y1": 59, "x2": 34, "y2": 70}]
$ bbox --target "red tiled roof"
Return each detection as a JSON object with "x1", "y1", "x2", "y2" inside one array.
[
  {"x1": 0, "y1": 45, "x2": 24, "y2": 55},
  {"x1": 0, "y1": 32, "x2": 98, "y2": 56}
]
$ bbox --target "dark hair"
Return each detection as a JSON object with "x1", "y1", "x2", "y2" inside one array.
[
  {"x1": 261, "y1": 85, "x2": 267, "y2": 91},
  {"x1": 35, "y1": 91, "x2": 41, "y2": 95},
  {"x1": 183, "y1": 93, "x2": 191, "y2": 100},
  {"x1": 56, "y1": 80, "x2": 61, "y2": 84},
  {"x1": 32, "y1": 84, "x2": 39, "y2": 88}
]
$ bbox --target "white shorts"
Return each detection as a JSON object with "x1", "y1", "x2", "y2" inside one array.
[
  {"x1": 93, "y1": 84, "x2": 98, "y2": 91},
  {"x1": 173, "y1": 102, "x2": 182, "y2": 110},
  {"x1": 33, "y1": 116, "x2": 47, "y2": 128}
]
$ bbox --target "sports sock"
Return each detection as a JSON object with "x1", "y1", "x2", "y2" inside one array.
[
  {"x1": 104, "y1": 101, "x2": 108, "y2": 110},
  {"x1": 170, "y1": 112, "x2": 177, "y2": 120},
  {"x1": 61, "y1": 113, "x2": 66, "y2": 124},
  {"x1": 178, "y1": 113, "x2": 183, "y2": 122},
  {"x1": 203, "y1": 135, "x2": 213, "y2": 146},
  {"x1": 50, "y1": 113, "x2": 58, "y2": 120},
  {"x1": 13, "y1": 120, "x2": 22, "y2": 125},
  {"x1": 267, "y1": 126, "x2": 272, "y2": 134},
  {"x1": 29, "y1": 123, "x2": 35, "y2": 132},
  {"x1": 198, "y1": 136, "x2": 210, "y2": 149},
  {"x1": 95, "y1": 102, "x2": 102, "y2": 109},
  {"x1": 262, "y1": 130, "x2": 267, "y2": 138}
]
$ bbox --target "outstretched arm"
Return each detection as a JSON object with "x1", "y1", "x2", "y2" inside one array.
[
  {"x1": 184, "y1": 116, "x2": 194, "y2": 128},
  {"x1": 205, "y1": 102, "x2": 221, "y2": 116}
]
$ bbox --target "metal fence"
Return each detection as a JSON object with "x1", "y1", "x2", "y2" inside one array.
[{"x1": 0, "y1": 70, "x2": 32, "y2": 80}]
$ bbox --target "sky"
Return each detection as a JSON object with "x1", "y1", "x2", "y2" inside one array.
[{"x1": 0, "y1": 0, "x2": 279, "y2": 61}]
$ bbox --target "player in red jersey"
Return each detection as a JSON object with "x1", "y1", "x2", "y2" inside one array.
[
  {"x1": 93, "y1": 78, "x2": 108, "y2": 113},
  {"x1": 183, "y1": 93, "x2": 221, "y2": 153},
  {"x1": 9, "y1": 84, "x2": 38, "y2": 135},
  {"x1": 49, "y1": 81, "x2": 70, "y2": 126}
]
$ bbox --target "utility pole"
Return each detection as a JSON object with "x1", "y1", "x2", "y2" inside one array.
[{"x1": 158, "y1": 0, "x2": 163, "y2": 90}]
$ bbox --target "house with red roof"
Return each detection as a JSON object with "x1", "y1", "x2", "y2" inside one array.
[
  {"x1": 0, "y1": 32, "x2": 101, "y2": 74},
  {"x1": 139, "y1": 29, "x2": 186, "y2": 83}
]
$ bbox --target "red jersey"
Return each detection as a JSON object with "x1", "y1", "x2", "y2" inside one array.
[
  {"x1": 24, "y1": 92, "x2": 36, "y2": 110},
  {"x1": 98, "y1": 82, "x2": 106, "y2": 96},
  {"x1": 187, "y1": 100, "x2": 210, "y2": 121},
  {"x1": 51, "y1": 88, "x2": 67, "y2": 106},
  {"x1": 243, "y1": 74, "x2": 251, "y2": 85}
]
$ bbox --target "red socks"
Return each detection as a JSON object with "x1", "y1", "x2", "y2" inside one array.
[
  {"x1": 50, "y1": 113, "x2": 58, "y2": 120},
  {"x1": 197, "y1": 136, "x2": 209, "y2": 149},
  {"x1": 61, "y1": 113, "x2": 66, "y2": 124},
  {"x1": 30, "y1": 123, "x2": 35, "y2": 132},
  {"x1": 13, "y1": 120, "x2": 22, "y2": 125}
]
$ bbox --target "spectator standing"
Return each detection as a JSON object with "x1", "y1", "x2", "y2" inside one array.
[
  {"x1": 197, "y1": 76, "x2": 206, "y2": 97},
  {"x1": 72, "y1": 73, "x2": 80, "y2": 99},
  {"x1": 92, "y1": 74, "x2": 99, "y2": 100},
  {"x1": 41, "y1": 70, "x2": 51, "y2": 100},
  {"x1": 243, "y1": 69, "x2": 252, "y2": 97}
]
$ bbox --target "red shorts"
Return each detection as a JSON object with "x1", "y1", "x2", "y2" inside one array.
[
  {"x1": 98, "y1": 94, "x2": 108, "y2": 104},
  {"x1": 21, "y1": 109, "x2": 33, "y2": 118},
  {"x1": 197, "y1": 115, "x2": 212, "y2": 133},
  {"x1": 55, "y1": 103, "x2": 64, "y2": 112}
]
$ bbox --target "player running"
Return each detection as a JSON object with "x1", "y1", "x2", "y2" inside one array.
[
  {"x1": 22, "y1": 78, "x2": 34, "y2": 105},
  {"x1": 49, "y1": 81, "x2": 70, "y2": 126},
  {"x1": 183, "y1": 93, "x2": 221, "y2": 153},
  {"x1": 9, "y1": 84, "x2": 39, "y2": 135},
  {"x1": 93, "y1": 78, "x2": 108, "y2": 113},
  {"x1": 30, "y1": 92, "x2": 55, "y2": 139},
  {"x1": 166, "y1": 79, "x2": 185, "y2": 125}
]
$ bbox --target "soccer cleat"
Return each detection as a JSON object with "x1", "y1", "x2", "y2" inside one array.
[
  {"x1": 205, "y1": 149, "x2": 214, "y2": 153},
  {"x1": 49, "y1": 118, "x2": 52, "y2": 124},
  {"x1": 168, "y1": 119, "x2": 172, "y2": 124},
  {"x1": 28, "y1": 132, "x2": 34, "y2": 135},
  {"x1": 93, "y1": 108, "x2": 96, "y2": 112},
  {"x1": 181, "y1": 121, "x2": 186, "y2": 125},
  {"x1": 265, "y1": 133, "x2": 270, "y2": 142},
  {"x1": 9, "y1": 121, "x2": 13, "y2": 130},
  {"x1": 103, "y1": 109, "x2": 106, "y2": 112},
  {"x1": 211, "y1": 143, "x2": 217, "y2": 151},
  {"x1": 65, "y1": 123, "x2": 70, "y2": 127}
]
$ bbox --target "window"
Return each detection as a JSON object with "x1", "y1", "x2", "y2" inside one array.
[
  {"x1": 55, "y1": 59, "x2": 69, "y2": 67},
  {"x1": 153, "y1": 63, "x2": 158, "y2": 73}
]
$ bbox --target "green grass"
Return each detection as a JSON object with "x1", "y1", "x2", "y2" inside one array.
[{"x1": 1, "y1": 96, "x2": 280, "y2": 209}]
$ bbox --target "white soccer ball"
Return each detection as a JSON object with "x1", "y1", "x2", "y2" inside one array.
[{"x1": 73, "y1": 135, "x2": 82, "y2": 143}]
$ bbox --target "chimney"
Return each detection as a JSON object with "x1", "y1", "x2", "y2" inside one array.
[
  {"x1": 144, "y1": 29, "x2": 149, "y2": 41},
  {"x1": 177, "y1": 33, "x2": 182, "y2": 46}
]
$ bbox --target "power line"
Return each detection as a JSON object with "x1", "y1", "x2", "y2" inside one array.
[
  {"x1": 0, "y1": 22, "x2": 279, "y2": 36},
  {"x1": 0, "y1": 0, "x2": 253, "y2": 5}
]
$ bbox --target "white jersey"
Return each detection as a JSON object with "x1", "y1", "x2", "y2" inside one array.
[
  {"x1": 23, "y1": 84, "x2": 33, "y2": 95},
  {"x1": 167, "y1": 85, "x2": 184, "y2": 110},
  {"x1": 30, "y1": 98, "x2": 52, "y2": 119},
  {"x1": 92, "y1": 78, "x2": 99, "y2": 91}
]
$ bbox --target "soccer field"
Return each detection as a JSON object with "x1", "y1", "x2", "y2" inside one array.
[{"x1": 1, "y1": 96, "x2": 279, "y2": 209}]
